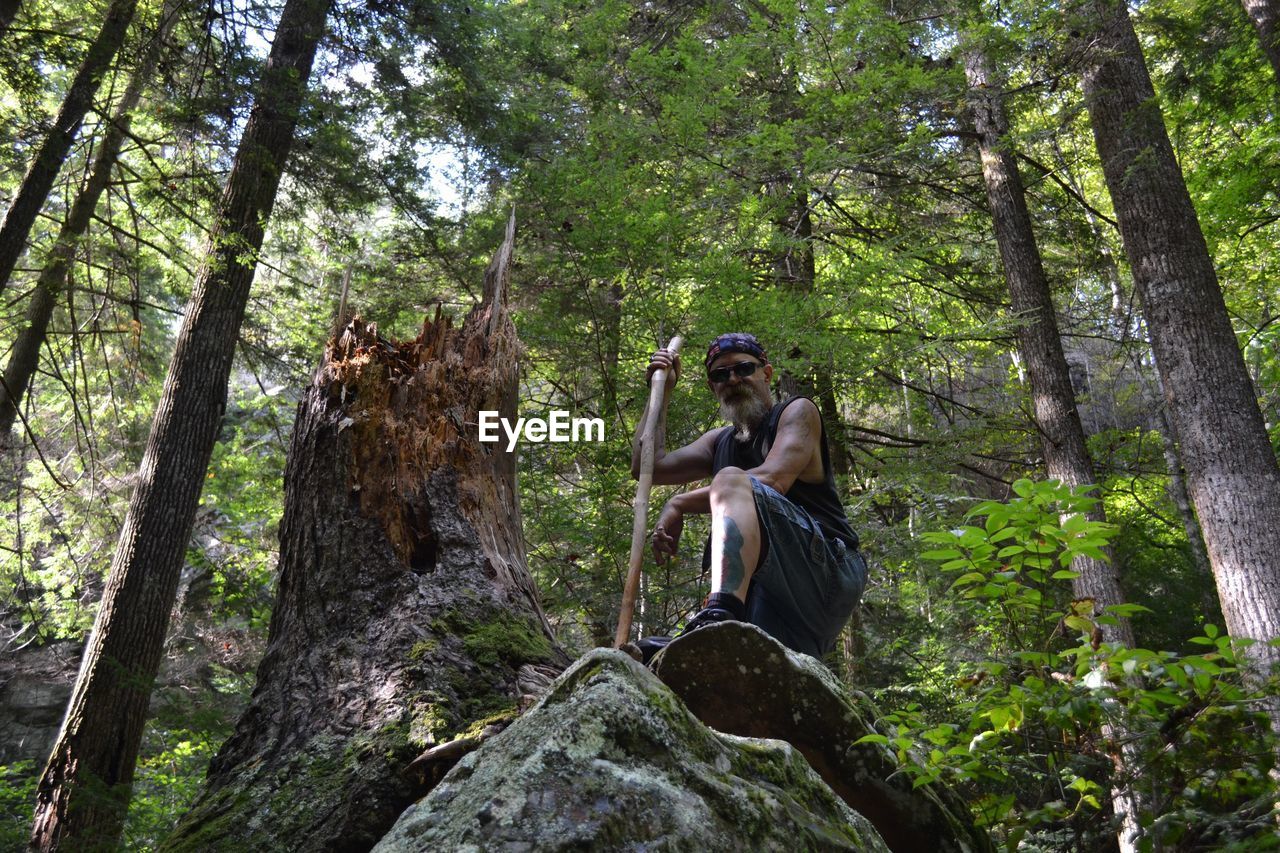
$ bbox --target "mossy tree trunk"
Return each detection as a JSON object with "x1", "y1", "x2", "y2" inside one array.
[{"x1": 163, "y1": 214, "x2": 567, "y2": 853}]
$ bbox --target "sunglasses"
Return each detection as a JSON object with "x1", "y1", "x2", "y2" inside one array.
[{"x1": 707, "y1": 360, "x2": 761, "y2": 384}]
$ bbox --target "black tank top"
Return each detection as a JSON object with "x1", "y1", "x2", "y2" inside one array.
[{"x1": 710, "y1": 397, "x2": 858, "y2": 548}]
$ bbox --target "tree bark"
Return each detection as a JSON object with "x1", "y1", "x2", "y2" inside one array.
[
  {"x1": 0, "y1": 0, "x2": 21, "y2": 41},
  {"x1": 1241, "y1": 0, "x2": 1280, "y2": 86},
  {"x1": 1049, "y1": 139, "x2": 1215, "y2": 605},
  {"x1": 29, "y1": 0, "x2": 331, "y2": 847},
  {"x1": 0, "y1": 0, "x2": 140, "y2": 298},
  {"x1": 965, "y1": 50, "x2": 1132, "y2": 647},
  {"x1": 1078, "y1": 0, "x2": 1280, "y2": 715},
  {"x1": 965, "y1": 46, "x2": 1140, "y2": 850},
  {"x1": 0, "y1": 0, "x2": 180, "y2": 443},
  {"x1": 164, "y1": 215, "x2": 566, "y2": 852},
  {"x1": 1154, "y1": 402, "x2": 1216, "y2": 603}
]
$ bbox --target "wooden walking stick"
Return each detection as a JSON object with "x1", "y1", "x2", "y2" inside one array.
[{"x1": 615, "y1": 335, "x2": 683, "y2": 648}]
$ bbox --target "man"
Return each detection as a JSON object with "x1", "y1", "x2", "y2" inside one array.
[{"x1": 630, "y1": 332, "x2": 867, "y2": 661}]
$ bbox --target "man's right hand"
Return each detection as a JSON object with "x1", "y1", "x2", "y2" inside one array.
[
  {"x1": 645, "y1": 348, "x2": 681, "y2": 388},
  {"x1": 652, "y1": 500, "x2": 684, "y2": 564}
]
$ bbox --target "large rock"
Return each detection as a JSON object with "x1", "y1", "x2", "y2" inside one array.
[
  {"x1": 0, "y1": 640, "x2": 80, "y2": 767},
  {"x1": 652, "y1": 622, "x2": 992, "y2": 853},
  {"x1": 374, "y1": 649, "x2": 889, "y2": 851}
]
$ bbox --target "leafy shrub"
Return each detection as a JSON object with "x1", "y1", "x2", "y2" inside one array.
[
  {"x1": 863, "y1": 479, "x2": 1279, "y2": 851},
  {"x1": 0, "y1": 761, "x2": 37, "y2": 850}
]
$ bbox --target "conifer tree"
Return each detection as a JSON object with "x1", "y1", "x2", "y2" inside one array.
[
  {"x1": 29, "y1": 0, "x2": 332, "y2": 846},
  {"x1": 1078, "y1": 0, "x2": 1280, "y2": 730},
  {"x1": 0, "y1": 0, "x2": 183, "y2": 443},
  {"x1": 965, "y1": 42, "x2": 1141, "y2": 849},
  {"x1": 0, "y1": 0, "x2": 141, "y2": 297}
]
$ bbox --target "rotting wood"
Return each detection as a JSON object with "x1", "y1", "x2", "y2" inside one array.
[{"x1": 164, "y1": 211, "x2": 567, "y2": 853}]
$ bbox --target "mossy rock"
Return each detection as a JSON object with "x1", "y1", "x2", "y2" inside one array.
[{"x1": 373, "y1": 650, "x2": 889, "y2": 851}]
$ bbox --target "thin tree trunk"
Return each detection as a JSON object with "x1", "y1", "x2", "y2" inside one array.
[
  {"x1": 965, "y1": 46, "x2": 1140, "y2": 850},
  {"x1": 965, "y1": 50, "x2": 1132, "y2": 645},
  {"x1": 1241, "y1": 0, "x2": 1280, "y2": 86},
  {"x1": 0, "y1": 0, "x2": 181, "y2": 443},
  {"x1": 0, "y1": 0, "x2": 140, "y2": 298},
  {"x1": 29, "y1": 0, "x2": 331, "y2": 847},
  {"x1": 597, "y1": 281, "x2": 623, "y2": 428},
  {"x1": 1079, "y1": 0, "x2": 1280, "y2": 725},
  {"x1": 1050, "y1": 140, "x2": 1214, "y2": 597}
]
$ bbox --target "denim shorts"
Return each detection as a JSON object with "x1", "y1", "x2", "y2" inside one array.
[{"x1": 743, "y1": 477, "x2": 867, "y2": 658}]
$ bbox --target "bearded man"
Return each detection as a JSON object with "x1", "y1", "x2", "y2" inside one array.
[{"x1": 630, "y1": 333, "x2": 867, "y2": 661}]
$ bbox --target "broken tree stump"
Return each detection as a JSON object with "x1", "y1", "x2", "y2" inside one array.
[{"x1": 164, "y1": 214, "x2": 567, "y2": 853}]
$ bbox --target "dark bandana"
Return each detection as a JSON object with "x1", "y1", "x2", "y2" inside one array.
[{"x1": 705, "y1": 333, "x2": 768, "y2": 367}]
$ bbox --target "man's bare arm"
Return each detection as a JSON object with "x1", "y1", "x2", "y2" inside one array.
[
  {"x1": 662, "y1": 400, "x2": 822, "y2": 515},
  {"x1": 750, "y1": 398, "x2": 823, "y2": 493},
  {"x1": 633, "y1": 426, "x2": 719, "y2": 485}
]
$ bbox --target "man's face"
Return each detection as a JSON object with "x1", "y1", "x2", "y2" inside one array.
[{"x1": 706, "y1": 352, "x2": 773, "y2": 434}]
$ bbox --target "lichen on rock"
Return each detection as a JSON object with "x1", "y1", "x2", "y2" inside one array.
[{"x1": 373, "y1": 649, "x2": 889, "y2": 852}]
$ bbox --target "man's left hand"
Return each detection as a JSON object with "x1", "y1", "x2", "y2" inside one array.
[{"x1": 652, "y1": 500, "x2": 684, "y2": 564}]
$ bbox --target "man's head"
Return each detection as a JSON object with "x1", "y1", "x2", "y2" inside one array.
[{"x1": 705, "y1": 333, "x2": 773, "y2": 438}]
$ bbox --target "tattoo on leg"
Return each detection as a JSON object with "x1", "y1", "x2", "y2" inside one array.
[{"x1": 719, "y1": 518, "x2": 745, "y2": 593}]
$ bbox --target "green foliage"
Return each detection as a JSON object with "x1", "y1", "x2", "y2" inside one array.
[
  {"x1": 121, "y1": 734, "x2": 222, "y2": 851},
  {"x1": 0, "y1": 761, "x2": 38, "y2": 851},
  {"x1": 867, "y1": 480, "x2": 1278, "y2": 849}
]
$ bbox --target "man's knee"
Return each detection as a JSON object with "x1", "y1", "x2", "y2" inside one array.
[{"x1": 710, "y1": 466, "x2": 752, "y2": 504}]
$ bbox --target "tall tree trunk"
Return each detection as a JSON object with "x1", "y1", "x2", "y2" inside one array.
[
  {"x1": 965, "y1": 46, "x2": 1140, "y2": 850},
  {"x1": 1078, "y1": 0, "x2": 1280, "y2": 724},
  {"x1": 164, "y1": 215, "x2": 566, "y2": 852},
  {"x1": 0, "y1": 0, "x2": 140, "y2": 298},
  {"x1": 0, "y1": 0, "x2": 181, "y2": 444},
  {"x1": 1050, "y1": 139, "x2": 1215, "y2": 598},
  {"x1": 1241, "y1": 0, "x2": 1280, "y2": 85},
  {"x1": 29, "y1": 0, "x2": 331, "y2": 847},
  {"x1": 964, "y1": 50, "x2": 1133, "y2": 647}
]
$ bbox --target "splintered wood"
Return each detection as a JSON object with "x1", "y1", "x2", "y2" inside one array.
[{"x1": 316, "y1": 216, "x2": 523, "y2": 577}]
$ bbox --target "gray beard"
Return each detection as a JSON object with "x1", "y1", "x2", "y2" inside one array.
[{"x1": 720, "y1": 393, "x2": 771, "y2": 442}]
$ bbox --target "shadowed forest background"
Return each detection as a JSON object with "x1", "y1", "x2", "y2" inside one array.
[{"x1": 1, "y1": 0, "x2": 1279, "y2": 848}]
